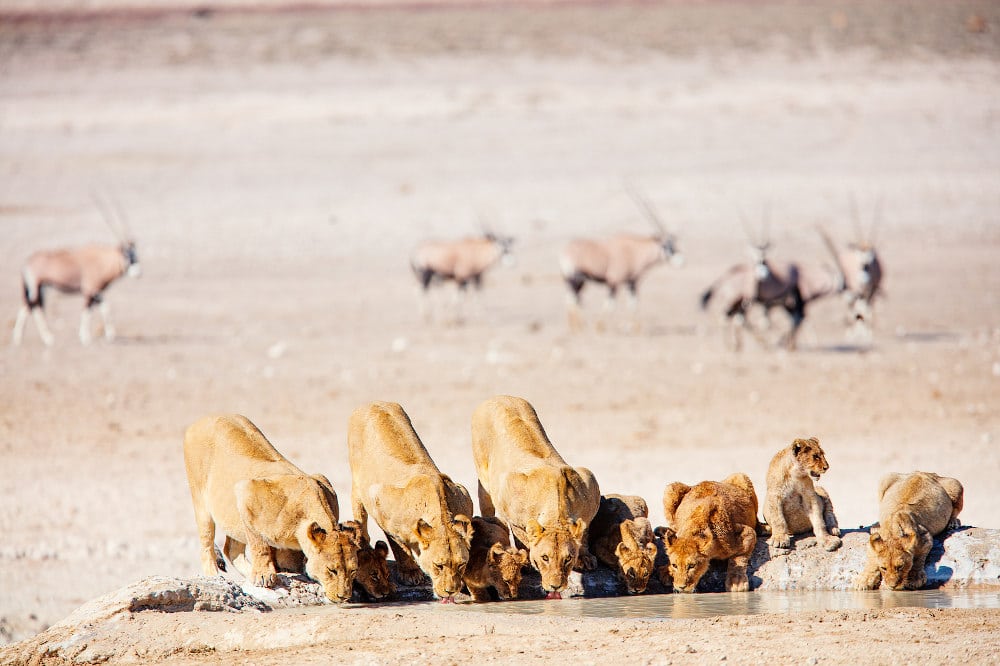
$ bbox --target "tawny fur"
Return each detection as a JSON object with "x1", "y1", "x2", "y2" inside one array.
[
  {"x1": 763, "y1": 437, "x2": 841, "y2": 551},
  {"x1": 463, "y1": 516, "x2": 528, "y2": 601},
  {"x1": 340, "y1": 521, "x2": 393, "y2": 600},
  {"x1": 471, "y1": 395, "x2": 601, "y2": 597},
  {"x1": 855, "y1": 471, "x2": 963, "y2": 591},
  {"x1": 660, "y1": 473, "x2": 760, "y2": 593},
  {"x1": 183, "y1": 414, "x2": 360, "y2": 603},
  {"x1": 348, "y1": 401, "x2": 474, "y2": 600},
  {"x1": 588, "y1": 494, "x2": 658, "y2": 594}
]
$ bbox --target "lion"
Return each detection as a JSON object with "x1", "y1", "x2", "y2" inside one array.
[
  {"x1": 763, "y1": 437, "x2": 841, "y2": 551},
  {"x1": 659, "y1": 473, "x2": 760, "y2": 593},
  {"x1": 348, "y1": 401, "x2": 474, "y2": 602},
  {"x1": 472, "y1": 395, "x2": 601, "y2": 599},
  {"x1": 183, "y1": 414, "x2": 361, "y2": 603},
  {"x1": 341, "y1": 521, "x2": 393, "y2": 601},
  {"x1": 855, "y1": 471, "x2": 964, "y2": 591},
  {"x1": 588, "y1": 494, "x2": 658, "y2": 594},
  {"x1": 463, "y1": 516, "x2": 528, "y2": 601}
]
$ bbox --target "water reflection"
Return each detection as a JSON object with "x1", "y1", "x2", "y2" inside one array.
[{"x1": 454, "y1": 590, "x2": 1000, "y2": 620}]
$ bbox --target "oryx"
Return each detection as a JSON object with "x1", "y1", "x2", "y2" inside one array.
[
  {"x1": 12, "y1": 193, "x2": 141, "y2": 346},
  {"x1": 410, "y1": 225, "x2": 514, "y2": 323},
  {"x1": 559, "y1": 184, "x2": 683, "y2": 331}
]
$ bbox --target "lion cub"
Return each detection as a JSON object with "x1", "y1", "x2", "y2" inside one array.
[
  {"x1": 463, "y1": 517, "x2": 528, "y2": 601},
  {"x1": 855, "y1": 471, "x2": 964, "y2": 591},
  {"x1": 763, "y1": 437, "x2": 841, "y2": 551},
  {"x1": 348, "y1": 402, "x2": 474, "y2": 602},
  {"x1": 341, "y1": 521, "x2": 393, "y2": 601},
  {"x1": 660, "y1": 473, "x2": 760, "y2": 593},
  {"x1": 588, "y1": 494, "x2": 658, "y2": 594},
  {"x1": 472, "y1": 396, "x2": 601, "y2": 599},
  {"x1": 183, "y1": 414, "x2": 361, "y2": 603}
]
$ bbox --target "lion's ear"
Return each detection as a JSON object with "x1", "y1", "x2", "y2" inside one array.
[
  {"x1": 569, "y1": 519, "x2": 586, "y2": 541},
  {"x1": 339, "y1": 522, "x2": 362, "y2": 548},
  {"x1": 644, "y1": 542, "x2": 658, "y2": 560},
  {"x1": 453, "y1": 514, "x2": 474, "y2": 546},
  {"x1": 489, "y1": 543, "x2": 506, "y2": 563},
  {"x1": 792, "y1": 439, "x2": 803, "y2": 455},
  {"x1": 615, "y1": 542, "x2": 626, "y2": 560},
  {"x1": 374, "y1": 540, "x2": 390, "y2": 560},
  {"x1": 526, "y1": 519, "x2": 544, "y2": 544},
  {"x1": 869, "y1": 525, "x2": 883, "y2": 547},
  {"x1": 414, "y1": 519, "x2": 434, "y2": 548},
  {"x1": 517, "y1": 549, "x2": 529, "y2": 565},
  {"x1": 619, "y1": 522, "x2": 638, "y2": 548},
  {"x1": 307, "y1": 522, "x2": 327, "y2": 545}
]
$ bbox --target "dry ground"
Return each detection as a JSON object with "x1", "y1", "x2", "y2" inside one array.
[{"x1": 1, "y1": 0, "x2": 999, "y2": 660}]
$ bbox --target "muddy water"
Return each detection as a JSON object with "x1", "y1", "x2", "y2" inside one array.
[{"x1": 451, "y1": 590, "x2": 1000, "y2": 620}]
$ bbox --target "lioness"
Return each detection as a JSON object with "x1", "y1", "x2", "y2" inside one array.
[
  {"x1": 660, "y1": 473, "x2": 760, "y2": 593},
  {"x1": 348, "y1": 401, "x2": 474, "y2": 601},
  {"x1": 472, "y1": 395, "x2": 601, "y2": 599},
  {"x1": 464, "y1": 516, "x2": 528, "y2": 601},
  {"x1": 763, "y1": 437, "x2": 841, "y2": 551},
  {"x1": 183, "y1": 414, "x2": 361, "y2": 603},
  {"x1": 855, "y1": 471, "x2": 964, "y2": 591},
  {"x1": 588, "y1": 494, "x2": 658, "y2": 594}
]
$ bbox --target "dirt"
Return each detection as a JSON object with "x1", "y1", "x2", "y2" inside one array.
[{"x1": 1, "y1": 0, "x2": 999, "y2": 662}]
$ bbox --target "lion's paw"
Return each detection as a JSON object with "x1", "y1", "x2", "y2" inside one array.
[
  {"x1": 853, "y1": 577, "x2": 878, "y2": 591},
  {"x1": 947, "y1": 517, "x2": 961, "y2": 531},
  {"x1": 829, "y1": 526, "x2": 841, "y2": 537},
  {"x1": 767, "y1": 534, "x2": 792, "y2": 549},
  {"x1": 823, "y1": 535, "x2": 843, "y2": 551},
  {"x1": 726, "y1": 573, "x2": 750, "y2": 593},
  {"x1": 252, "y1": 569, "x2": 278, "y2": 588}
]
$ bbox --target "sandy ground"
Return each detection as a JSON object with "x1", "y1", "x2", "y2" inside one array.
[{"x1": 1, "y1": 0, "x2": 999, "y2": 660}]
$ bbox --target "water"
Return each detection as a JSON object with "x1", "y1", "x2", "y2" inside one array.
[{"x1": 450, "y1": 590, "x2": 1000, "y2": 620}]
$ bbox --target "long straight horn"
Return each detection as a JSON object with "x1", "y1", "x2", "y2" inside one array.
[
  {"x1": 108, "y1": 193, "x2": 134, "y2": 240},
  {"x1": 815, "y1": 225, "x2": 848, "y2": 291},
  {"x1": 90, "y1": 190, "x2": 126, "y2": 241},
  {"x1": 739, "y1": 206, "x2": 758, "y2": 247},
  {"x1": 624, "y1": 181, "x2": 668, "y2": 236}
]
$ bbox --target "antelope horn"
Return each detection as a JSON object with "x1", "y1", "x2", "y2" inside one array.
[
  {"x1": 108, "y1": 192, "x2": 133, "y2": 240},
  {"x1": 739, "y1": 206, "x2": 758, "y2": 247},
  {"x1": 90, "y1": 189, "x2": 126, "y2": 242},
  {"x1": 624, "y1": 181, "x2": 668, "y2": 236},
  {"x1": 815, "y1": 225, "x2": 848, "y2": 292}
]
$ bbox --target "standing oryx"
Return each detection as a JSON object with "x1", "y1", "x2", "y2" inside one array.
[
  {"x1": 700, "y1": 211, "x2": 807, "y2": 351},
  {"x1": 817, "y1": 196, "x2": 884, "y2": 340},
  {"x1": 12, "y1": 194, "x2": 141, "y2": 347},
  {"x1": 410, "y1": 228, "x2": 514, "y2": 323},
  {"x1": 559, "y1": 185, "x2": 683, "y2": 331}
]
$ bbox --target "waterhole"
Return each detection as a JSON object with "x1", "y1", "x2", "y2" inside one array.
[{"x1": 448, "y1": 590, "x2": 1000, "y2": 620}]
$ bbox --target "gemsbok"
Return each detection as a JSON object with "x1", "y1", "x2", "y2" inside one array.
[
  {"x1": 12, "y1": 194, "x2": 141, "y2": 346},
  {"x1": 410, "y1": 227, "x2": 514, "y2": 323},
  {"x1": 817, "y1": 196, "x2": 885, "y2": 341},
  {"x1": 700, "y1": 210, "x2": 806, "y2": 351},
  {"x1": 559, "y1": 185, "x2": 683, "y2": 331}
]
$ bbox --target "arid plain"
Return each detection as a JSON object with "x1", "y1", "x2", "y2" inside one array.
[{"x1": 1, "y1": 1, "x2": 999, "y2": 662}]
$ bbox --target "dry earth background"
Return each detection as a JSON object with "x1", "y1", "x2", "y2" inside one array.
[{"x1": 1, "y1": 0, "x2": 1000, "y2": 662}]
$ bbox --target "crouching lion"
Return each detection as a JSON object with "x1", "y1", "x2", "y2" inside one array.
[
  {"x1": 183, "y1": 414, "x2": 361, "y2": 603},
  {"x1": 472, "y1": 395, "x2": 601, "y2": 599},
  {"x1": 464, "y1": 516, "x2": 528, "y2": 601},
  {"x1": 588, "y1": 494, "x2": 658, "y2": 594},
  {"x1": 659, "y1": 473, "x2": 760, "y2": 593},
  {"x1": 763, "y1": 437, "x2": 841, "y2": 551},
  {"x1": 348, "y1": 401, "x2": 474, "y2": 602},
  {"x1": 855, "y1": 471, "x2": 964, "y2": 591}
]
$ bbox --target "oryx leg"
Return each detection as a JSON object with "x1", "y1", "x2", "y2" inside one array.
[
  {"x1": 98, "y1": 298, "x2": 116, "y2": 341},
  {"x1": 11, "y1": 305, "x2": 28, "y2": 346},
  {"x1": 597, "y1": 285, "x2": 617, "y2": 333},
  {"x1": 565, "y1": 276, "x2": 585, "y2": 331},
  {"x1": 626, "y1": 280, "x2": 640, "y2": 334},
  {"x1": 31, "y1": 308, "x2": 55, "y2": 346},
  {"x1": 416, "y1": 270, "x2": 434, "y2": 323},
  {"x1": 452, "y1": 281, "x2": 468, "y2": 326},
  {"x1": 79, "y1": 295, "x2": 99, "y2": 345}
]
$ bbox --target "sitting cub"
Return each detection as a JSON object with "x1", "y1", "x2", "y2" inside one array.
[
  {"x1": 588, "y1": 494, "x2": 658, "y2": 594},
  {"x1": 855, "y1": 471, "x2": 964, "y2": 591},
  {"x1": 463, "y1": 517, "x2": 528, "y2": 601},
  {"x1": 763, "y1": 437, "x2": 841, "y2": 551},
  {"x1": 660, "y1": 473, "x2": 760, "y2": 593}
]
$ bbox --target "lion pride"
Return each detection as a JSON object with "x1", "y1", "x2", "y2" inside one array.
[
  {"x1": 348, "y1": 401, "x2": 474, "y2": 602},
  {"x1": 472, "y1": 395, "x2": 601, "y2": 599}
]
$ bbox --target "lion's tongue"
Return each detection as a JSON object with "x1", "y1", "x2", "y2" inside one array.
[
  {"x1": 545, "y1": 591, "x2": 562, "y2": 600},
  {"x1": 440, "y1": 596, "x2": 455, "y2": 604}
]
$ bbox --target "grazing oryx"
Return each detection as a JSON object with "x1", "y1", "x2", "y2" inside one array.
[
  {"x1": 700, "y1": 212, "x2": 806, "y2": 351},
  {"x1": 12, "y1": 195, "x2": 141, "y2": 346},
  {"x1": 559, "y1": 186, "x2": 683, "y2": 331},
  {"x1": 410, "y1": 229, "x2": 514, "y2": 323},
  {"x1": 817, "y1": 196, "x2": 884, "y2": 340}
]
